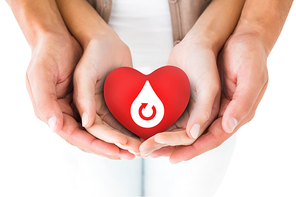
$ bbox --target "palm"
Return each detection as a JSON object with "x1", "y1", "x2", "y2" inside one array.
[
  {"x1": 139, "y1": 43, "x2": 221, "y2": 157},
  {"x1": 73, "y1": 38, "x2": 142, "y2": 156},
  {"x1": 157, "y1": 34, "x2": 269, "y2": 163},
  {"x1": 26, "y1": 34, "x2": 81, "y2": 123},
  {"x1": 27, "y1": 34, "x2": 132, "y2": 158},
  {"x1": 167, "y1": 45, "x2": 220, "y2": 139},
  {"x1": 218, "y1": 34, "x2": 268, "y2": 130}
]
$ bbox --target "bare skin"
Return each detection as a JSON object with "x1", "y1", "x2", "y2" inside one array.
[{"x1": 7, "y1": 0, "x2": 293, "y2": 162}]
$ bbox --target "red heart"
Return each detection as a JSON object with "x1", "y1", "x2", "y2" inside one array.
[{"x1": 104, "y1": 66, "x2": 190, "y2": 139}]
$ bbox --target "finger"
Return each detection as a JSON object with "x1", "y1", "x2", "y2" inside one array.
[
  {"x1": 168, "y1": 84, "x2": 267, "y2": 164},
  {"x1": 169, "y1": 118, "x2": 232, "y2": 164},
  {"x1": 113, "y1": 137, "x2": 141, "y2": 157},
  {"x1": 118, "y1": 149, "x2": 136, "y2": 160},
  {"x1": 56, "y1": 113, "x2": 121, "y2": 157},
  {"x1": 26, "y1": 69, "x2": 63, "y2": 132},
  {"x1": 73, "y1": 59, "x2": 97, "y2": 128},
  {"x1": 139, "y1": 130, "x2": 190, "y2": 157},
  {"x1": 139, "y1": 136, "x2": 165, "y2": 157},
  {"x1": 231, "y1": 81, "x2": 268, "y2": 131},
  {"x1": 100, "y1": 111, "x2": 142, "y2": 155},
  {"x1": 186, "y1": 82, "x2": 220, "y2": 140},
  {"x1": 154, "y1": 129, "x2": 195, "y2": 146},
  {"x1": 150, "y1": 146, "x2": 177, "y2": 158},
  {"x1": 222, "y1": 70, "x2": 268, "y2": 133},
  {"x1": 86, "y1": 114, "x2": 129, "y2": 146}
]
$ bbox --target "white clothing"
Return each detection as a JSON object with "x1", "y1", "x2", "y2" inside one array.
[
  {"x1": 109, "y1": 0, "x2": 174, "y2": 74},
  {"x1": 0, "y1": 1, "x2": 237, "y2": 197},
  {"x1": 95, "y1": 0, "x2": 237, "y2": 196}
]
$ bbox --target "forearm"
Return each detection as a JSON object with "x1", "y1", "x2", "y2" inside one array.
[
  {"x1": 184, "y1": 0, "x2": 246, "y2": 55},
  {"x1": 234, "y1": 0, "x2": 294, "y2": 55},
  {"x1": 55, "y1": 0, "x2": 115, "y2": 49},
  {"x1": 7, "y1": 0, "x2": 69, "y2": 47}
]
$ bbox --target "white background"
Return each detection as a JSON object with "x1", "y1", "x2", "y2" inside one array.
[{"x1": 0, "y1": 1, "x2": 295, "y2": 197}]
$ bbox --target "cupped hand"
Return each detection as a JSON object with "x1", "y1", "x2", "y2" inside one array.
[
  {"x1": 26, "y1": 33, "x2": 82, "y2": 132},
  {"x1": 73, "y1": 33, "x2": 142, "y2": 157},
  {"x1": 140, "y1": 40, "x2": 221, "y2": 158},
  {"x1": 152, "y1": 33, "x2": 269, "y2": 163},
  {"x1": 26, "y1": 33, "x2": 134, "y2": 160}
]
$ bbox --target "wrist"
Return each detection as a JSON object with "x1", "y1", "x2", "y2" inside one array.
[
  {"x1": 234, "y1": 0, "x2": 293, "y2": 56},
  {"x1": 234, "y1": 19, "x2": 275, "y2": 56},
  {"x1": 181, "y1": 0, "x2": 245, "y2": 57},
  {"x1": 55, "y1": 0, "x2": 117, "y2": 50},
  {"x1": 181, "y1": 30, "x2": 221, "y2": 57},
  {"x1": 9, "y1": 0, "x2": 69, "y2": 48},
  {"x1": 78, "y1": 25, "x2": 118, "y2": 50}
]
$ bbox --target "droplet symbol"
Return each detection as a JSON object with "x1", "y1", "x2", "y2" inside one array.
[{"x1": 131, "y1": 80, "x2": 165, "y2": 128}]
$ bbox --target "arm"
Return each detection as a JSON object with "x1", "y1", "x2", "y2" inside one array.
[
  {"x1": 55, "y1": 0, "x2": 141, "y2": 156},
  {"x1": 7, "y1": 0, "x2": 134, "y2": 159},
  {"x1": 7, "y1": 0, "x2": 69, "y2": 47},
  {"x1": 140, "y1": 0, "x2": 246, "y2": 159},
  {"x1": 7, "y1": 0, "x2": 76, "y2": 132},
  {"x1": 55, "y1": 0, "x2": 114, "y2": 48},
  {"x1": 163, "y1": 0, "x2": 293, "y2": 163},
  {"x1": 184, "y1": 0, "x2": 246, "y2": 55},
  {"x1": 234, "y1": 0, "x2": 294, "y2": 55},
  {"x1": 220, "y1": 0, "x2": 294, "y2": 134}
]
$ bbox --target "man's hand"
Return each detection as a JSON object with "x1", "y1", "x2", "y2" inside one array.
[
  {"x1": 151, "y1": 33, "x2": 268, "y2": 163},
  {"x1": 26, "y1": 33, "x2": 135, "y2": 159},
  {"x1": 26, "y1": 33, "x2": 82, "y2": 133}
]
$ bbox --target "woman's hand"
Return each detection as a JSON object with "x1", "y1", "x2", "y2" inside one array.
[
  {"x1": 139, "y1": 0, "x2": 246, "y2": 161},
  {"x1": 139, "y1": 40, "x2": 221, "y2": 158},
  {"x1": 54, "y1": 0, "x2": 141, "y2": 158},
  {"x1": 73, "y1": 33, "x2": 142, "y2": 158}
]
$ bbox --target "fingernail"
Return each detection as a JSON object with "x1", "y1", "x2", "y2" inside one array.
[
  {"x1": 128, "y1": 150, "x2": 141, "y2": 157},
  {"x1": 227, "y1": 117, "x2": 238, "y2": 133},
  {"x1": 154, "y1": 136, "x2": 165, "y2": 144},
  {"x1": 142, "y1": 152, "x2": 152, "y2": 158},
  {"x1": 150, "y1": 153, "x2": 161, "y2": 158},
  {"x1": 170, "y1": 158, "x2": 182, "y2": 164},
  {"x1": 48, "y1": 117, "x2": 56, "y2": 131},
  {"x1": 190, "y1": 124, "x2": 200, "y2": 139},
  {"x1": 119, "y1": 155, "x2": 128, "y2": 160},
  {"x1": 82, "y1": 112, "x2": 89, "y2": 127},
  {"x1": 115, "y1": 143, "x2": 126, "y2": 149},
  {"x1": 150, "y1": 155, "x2": 160, "y2": 159}
]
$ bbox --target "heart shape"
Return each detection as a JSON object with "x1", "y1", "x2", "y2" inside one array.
[{"x1": 104, "y1": 66, "x2": 190, "y2": 139}]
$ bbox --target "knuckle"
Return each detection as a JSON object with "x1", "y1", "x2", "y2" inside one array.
[
  {"x1": 213, "y1": 140, "x2": 223, "y2": 149},
  {"x1": 78, "y1": 147, "x2": 90, "y2": 153},
  {"x1": 65, "y1": 134, "x2": 75, "y2": 147},
  {"x1": 211, "y1": 132, "x2": 224, "y2": 150},
  {"x1": 33, "y1": 108, "x2": 42, "y2": 121},
  {"x1": 242, "y1": 102, "x2": 253, "y2": 115},
  {"x1": 201, "y1": 109, "x2": 212, "y2": 123},
  {"x1": 257, "y1": 66, "x2": 269, "y2": 85},
  {"x1": 246, "y1": 111, "x2": 256, "y2": 124},
  {"x1": 73, "y1": 93, "x2": 87, "y2": 112}
]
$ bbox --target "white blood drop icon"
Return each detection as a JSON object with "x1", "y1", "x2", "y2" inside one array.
[{"x1": 130, "y1": 80, "x2": 164, "y2": 128}]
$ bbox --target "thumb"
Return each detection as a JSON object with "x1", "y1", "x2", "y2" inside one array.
[
  {"x1": 73, "y1": 66, "x2": 97, "y2": 129},
  {"x1": 26, "y1": 71, "x2": 63, "y2": 133},
  {"x1": 186, "y1": 84, "x2": 220, "y2": 139},
  {"x1": 222, "y1": 72, "x2": 268, "y2": 133}
]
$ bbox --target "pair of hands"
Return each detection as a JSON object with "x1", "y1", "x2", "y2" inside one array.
[{"x1": 26, "y1": 31, "x2": 268, "y2": 163}]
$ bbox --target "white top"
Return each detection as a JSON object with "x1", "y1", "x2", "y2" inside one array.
[{"x1": 108, "y1": 0, "x2": 174, "y2": 74}]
